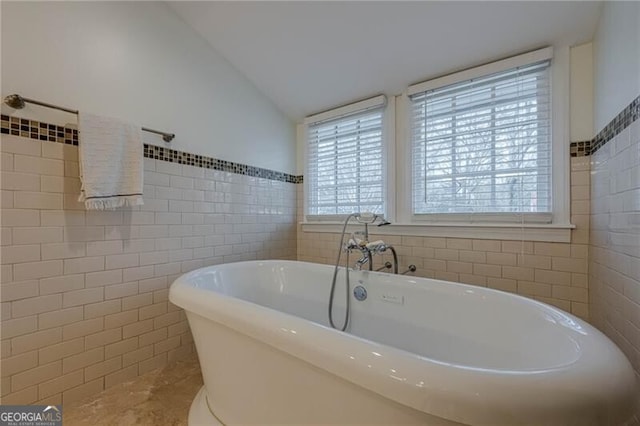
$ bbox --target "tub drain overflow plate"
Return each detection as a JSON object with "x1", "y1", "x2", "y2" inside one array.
[{"x1": 353, "y1": 285, "x2": 367, "y2": 301}]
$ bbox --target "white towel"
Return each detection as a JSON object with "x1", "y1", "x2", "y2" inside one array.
[{"x1": 78, "y1": 112, "x2": 144, "y2": 210}]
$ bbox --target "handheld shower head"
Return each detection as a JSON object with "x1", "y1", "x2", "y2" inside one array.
[
  {"x1": 354, "y1": 212, "x2": 378, "y2": 224},
  {"x1": 4, "y1": 94, "x2": 26, "y2": 110},
  {"x1": 353, "y1": 213, "x2": 391, "y2": 226}
]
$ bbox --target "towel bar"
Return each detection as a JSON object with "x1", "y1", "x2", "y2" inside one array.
[{"x1": 3, "y1": 94, "x2": 175, "y2": 142}]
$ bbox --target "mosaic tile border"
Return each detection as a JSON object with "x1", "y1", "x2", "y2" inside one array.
[
  {"x1": 1, "y1": 114, "x2": 78, "y2": 145},
  {"x1": 1, "y1": 115, "x2": 303, "y2": 184},
  {"x1": 569, "y1": 140, "x2": 591, "y2": 157},
  {"x1": 143, "y1": 144, "x2": 302, "y2": 184},
  {"x1": 590, "y1": 95, "x2": 640, "y2": 155}
]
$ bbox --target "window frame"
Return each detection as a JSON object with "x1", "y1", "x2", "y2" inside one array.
[
  {"x1": 303, "y1": 95, "x2": 395, "y2": 222},
  {"x1": 408, "y1": 61, "x2": 553, "y2": 221},
  {"x1": 301, "y1": 47, "x2": 573, "y2": 242},
  {"x1": 396, "y1": 47, "x2": 572, "y2": 239}
]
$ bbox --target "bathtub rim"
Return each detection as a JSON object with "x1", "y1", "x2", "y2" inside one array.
[{"x1": 170, "y1": 260, "x2": 638, "y2": 425}]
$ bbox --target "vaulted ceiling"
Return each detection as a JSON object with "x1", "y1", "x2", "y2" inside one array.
[{"x1": 169, "y1": 1, "x2": 602, "y2": 121}]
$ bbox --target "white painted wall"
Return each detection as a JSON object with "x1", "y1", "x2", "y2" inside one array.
[
  {"x1": 1, "y1": 1, "x2": 296, "y2": 174},
  {"x1": 570, "y1": 43, "x2": 594, "y2": 140},
  {"x1": 169, "y1": 1, "x2": 601, "y2": 121},
  {"x1": 593, "y1": 1, "x2": 640, "y2": 133}
]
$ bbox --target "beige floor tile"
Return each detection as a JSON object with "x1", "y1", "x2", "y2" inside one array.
[{"x1": 63, "y1": 354, "x2": 201, "y2": 426}]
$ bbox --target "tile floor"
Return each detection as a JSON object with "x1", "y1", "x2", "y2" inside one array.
[{"x1": 63, "y1": 354, "x2": 202, "y2": 425}]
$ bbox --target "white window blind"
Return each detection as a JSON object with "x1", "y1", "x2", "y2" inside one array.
[
  {"x1": 410, "y1": 60, "x2": 552, "y2": 220},
  {"x1": 306, "y1": 105, "x2": 385, "y2": 217}
]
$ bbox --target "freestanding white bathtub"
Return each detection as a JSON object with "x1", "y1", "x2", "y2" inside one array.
[{"x1": 169, "y1": 260, "x2": 637, "y2": 425}]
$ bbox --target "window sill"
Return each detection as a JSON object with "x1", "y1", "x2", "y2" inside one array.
[{"x1": 300, "y1": 221, "x2": 575, "y2": 243}]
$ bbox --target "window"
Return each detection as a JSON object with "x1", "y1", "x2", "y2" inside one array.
[
  {"x1": 305, "y1": 96, "x2": 386, "y2": 218},
  {"x1": 409, "y1": 54, "x2": 552, "y2": 222},
  {"x1": 302, "y1": 47, "x2": 570, "y2": 242}
]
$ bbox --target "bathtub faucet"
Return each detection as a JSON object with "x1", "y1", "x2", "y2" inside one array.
[
  {"x1": 345, "y1": 238, "x2": 373, "y2": 271},
  {"x1": 343, "y1": 216, "x2": 396, "y2": 273},
  {"x1": 344, "y1": 213, "x2": 394, "y2": 272},
  {"x1": 329, "y1": 212, "x2": 390, "y2": 331},
  {"x1": 355, "y1": 253, "x2": 371, "y2": 270}
]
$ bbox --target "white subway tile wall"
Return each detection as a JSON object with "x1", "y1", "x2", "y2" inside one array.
[
  {"x1": 589, "y1": 119, "x2": 640, "y2": 380},
  {"x1": 297, "y1": 156, "x2": 592, "y2": 320},
  {"x1": 0, "y1": 135, "x2": 296, "y2": 404}
]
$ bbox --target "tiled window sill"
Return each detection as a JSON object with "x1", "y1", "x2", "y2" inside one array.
[{"x1": 300, "y1": 222, "x2": 575, "y2": 243}]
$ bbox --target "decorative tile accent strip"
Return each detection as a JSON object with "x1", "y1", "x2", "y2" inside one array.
[
  {"x1": 1, "y1": 114, "x2": 78, "y2": 145},
  {"x1": 142, "y1": 144, "x2": 302, "y2": 183},
  {"x1": 1, "y1": 114, "x2": 303, "y2": 184},
  {"x1": 570, "y1": 140, "x2": 591, "y2": 157},
  {"x1": 590, "y1": 95, "x2": 640, "y2": 155}
]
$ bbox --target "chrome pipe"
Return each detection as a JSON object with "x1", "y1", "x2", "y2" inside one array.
[
  {"x1": 401, "y1": 265, "x2": 417, "y2": 275},
  {"x1": 376, "y1": 261, "x2": 392, "y2": 272},
  {"x1": 387, "y1": 245, "x2": 399, "y2": 274}
]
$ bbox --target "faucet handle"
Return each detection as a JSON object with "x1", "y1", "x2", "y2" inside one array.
[
  {"x1": 366, "y1": 240, "x2": 387, "y2": 254},
  {"x1": 366, "y1": 240, "x2": 385, "y2": 248},
  {"x1": 344, "y1": 238, "x2": 365, "y2": 252}
]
